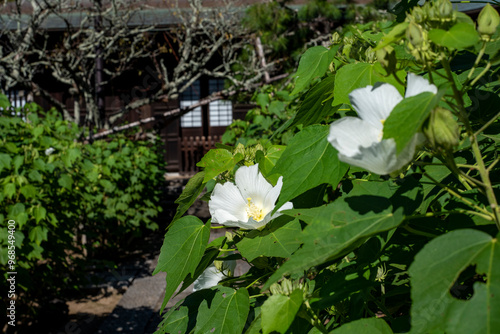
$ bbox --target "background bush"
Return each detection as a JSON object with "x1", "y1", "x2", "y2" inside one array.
[{"x1": 0, "y1": 96, "x2": 165, "y2": 315}]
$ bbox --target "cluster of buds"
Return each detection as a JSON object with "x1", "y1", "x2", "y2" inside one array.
[
  {"x1": 269, "y1": 278, "x2": 310, "y2": 299},
  {"x1": 405, "y1": 21, "x2": 435, "y2": 63},
  {"x1": 233, "y1": 142, "x2": 264, "y2": 166}
]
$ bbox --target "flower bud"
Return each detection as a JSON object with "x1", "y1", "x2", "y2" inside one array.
[
  {"x1": 376, "y1": 45, "x2": 397, "y2": 74},
  {"x1": 477, "y1": 4, "x2": 500, "y2": 37},
  {"x1": 436, "y1": 0, "x2": 453, "y2": 18},
  {"x1": 412, "y1": 6, "x2": 426, "y2": 23},
  {"x1": 407, "y1": 22, "x2": 424, "y2": 47},
  {"x1": 331, "y1": 31, "x2": 341, "y2": 44},
  {"x1": 423, "y1": 107, "x2": 460, "y2": 150}
]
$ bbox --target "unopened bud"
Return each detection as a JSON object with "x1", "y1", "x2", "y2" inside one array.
[
  {"x1": 436, "y1": 0, "x2": 453, "y2": 18},
  {"x1": 365, "y1": 47, "x2": 376, "y2": 63},
  {"x1": 331, "y1": 32, "x2": 341, "y2": 44},
  {"x1": 412, "y1": 6, "x2": 426, "y2": 22},
  {"x1": 477, "y1": 4, "x2": 500, "y2": 37},
  {"x1": 423, "y1": 107, "x2": 460, "y2": 150},
  {"x1": 407, "y1": 22, "x2": 424, "y2": 47},
  {"x1": 234, "y1": 143, "x2": 245, "y2": 157},
  {"x1": 376, "y1": 45, "x2": 397, "y2": 74}
]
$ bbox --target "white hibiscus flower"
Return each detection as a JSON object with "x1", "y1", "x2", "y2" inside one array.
[
  {"x1": 192, "y1": 258, "x2": 236, "y2": 292},
  {"x1": 208, "y1": 164, "x2": 293, "y2": 230},
  {"x1": 328, "y1": 73, "x2": 437, "y2": 175}
]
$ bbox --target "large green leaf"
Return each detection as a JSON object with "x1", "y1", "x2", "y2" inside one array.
[
  {"x1": 237, "y1": 217, "x2": 302, "y2": 262},
  {"x1": 330, "y1": 318, "x2": 393, "y2": 333},
  {"x1": 383, "y1": 91, "x2": 442, "y2": 153},
  {"x1": 428, "y1": 22, "x2": 479, "y2": 50},
  {"x1": 291, "y1": 75, "x2": 337, "y2": 128},
  {"x1": 332, "y1": 63, "x2": 405, "y2": 106},
  {"x1": 158, "y1": 289, "x2": 217, "y2": 334},
  {"x1": 172, "y1": 171, "x2": 206, "y2": 223},
  {"x1": 271, "y1": 125, "x2": 348, "y2": 211},
  {"x1": 197, "y1": 149, "x2": 243, "y2": 182},
  {"x1": 261, "y1": 289, "x2": 303, "y2": 334},
  {"x1": 255, "y1": 145, "x2": 286, "y2": 184},
  {"x1": 291, "y1": 45, "x2": 338, "y2": 96},
  {"x1": 264, "y1": 179, "x2": 421, "y2": 289},
  {"x1": 409, "y1": 229, "x2": 500, "y2": 334},
  {"x1": 195, "y1": 287, "x2": 250, "y2": 334},
  {"x1": 154, "y1": 216, "x2": 211, "y2": 311}
]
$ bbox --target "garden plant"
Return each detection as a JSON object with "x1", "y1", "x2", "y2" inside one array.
[
  {"x1": 155, "y1": 1, "x2": 500, "y2": 333},
  {"x1": 0, "y1": 100, "x2": 165, "y2": 319}
]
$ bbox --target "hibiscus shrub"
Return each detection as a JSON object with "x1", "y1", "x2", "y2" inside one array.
[
  {"x1": 0, "y1": 102, "x2": 165, "y2": 315},
  {"x1": 155, "y1": 1, "x2": 500, "y2": 333}
]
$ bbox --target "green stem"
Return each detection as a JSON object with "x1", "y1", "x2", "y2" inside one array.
[
  {"x1": 474, "y1": 110, "x2": 500, "y2": 137},
  {"x1": 403, "y1": 225, "x2": 439, "y2": 238},
  {"x1": 462, "y1": 41, "x2": 487, "y2": 92},
  {"x1": 423, "y1": 172, "x2": 494, "y2": 218},
  {"x1": 305, "y1": 300, "x2": 328, "y2": 334},
  {"x1": 470, "y1": 137, "x2": 500, "y2": 229}
]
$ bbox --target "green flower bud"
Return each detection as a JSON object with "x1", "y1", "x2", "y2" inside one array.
[
  {"x1": 407, "y1": 22, "x2": 424, "y2": 47},
  {"x1": 412, "y1": 6, "x2": 426, "y2": 23},
  {"x1": 423, "y1": 107, "x2": 460, "y2": 150},
  {"x1": 477, "y1": 4, "x2": 500, "y2": 37},
  {"x1": 331, "y1": 31, "x2": 341, "y2": 44},
  {"x1": 436, "y1": 0, "x2": 453, "y2": 18},
  {"x1": 365, "y1": 47, "x2": 376, "y2": 63},
  {"x1": 234, "y1": 143, "x2": 245, "y2": 157},
  {"x1": 376, "y1": 45, "x2": 397, "y2": 74}
]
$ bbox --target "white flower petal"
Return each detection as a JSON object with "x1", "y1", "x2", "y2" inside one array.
[
  {"x1": 405, "y1": 73, "x2": 437, "y2": 98},
  {"x1": 337, "y1": 133, "x2": 424, "y2": 175},
  {"x1": 235, "y1": 164, "x2": 273, "y2": 205},
  {"x1": 349, "y1": 83, "x2": 403, "y2": 127},
  {"x1": 328, "y1": 117, "x2": 381, "y2": 157},
  {"x1": 209, "y1": 182, "x2": 248, "y2": 224},
  {"x1": 192, "y1": 264, "x2": 225, "y2": 292},
  {"x1": 262, "y1": 176, "x2": 284, "y2": 214}
]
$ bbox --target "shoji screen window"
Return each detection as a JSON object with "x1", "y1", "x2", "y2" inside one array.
[
  {"x1": 180, "y1": 81, "x2": 202, "y2": 128},
  {"x1": 208, "y1": 79, "x2": 232, "y2": 127}
]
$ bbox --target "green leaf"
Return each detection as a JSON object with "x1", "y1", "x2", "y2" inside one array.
[
  {"x1": 197, "y1": 149, "x2": 243, "y2": 182},
  {"x1": 264, "y1": 180, "x2": 416, "y2": 289},
  {"x1": 20, "y1": 184, "x2": 37, "y2": 199},
  {"x1": 330, "y1": 318, "x2": 393, "y2": 333},
  {"x1": 383, "y1": 91, "x2": 442, "y2": 153},
  {"x1": 291, "y1": 45, "x2": 338, "y2": 95},
  {"x1": 0, "y1": 153, "x2": 12, "y2": 173},
  {"x1": 428, "y1": 22, "x2": 480, "y2": 50},
  {"x1": 255, "y1": 145, "x2": 286, "y2": 182},
  {"x1": 261, "y1": 290, "x2": 303, "y2": 334},
  {"x1": 4, "y1": 183, "x2": 16, "y2": 199},
  {"x1": 13, "y1": 155, "x2": 24, "y2": 174},
  {"x1": 28, "y1": 170, "x2": 43, "y2": 183},
  {"x1": 34, "y1": 206, "x2": 47, "y2": 223},
  {"x1": 58, "y1": 174, "x2": 73, "y2": 190},
  {"x1": 333, "y1": 63, "x2": 405, "y2": 106},
  {"x1": 237, "y1": 217, "x2": 302, "y2": 262},
  {"x1": 0, "y1": 94, "x2": 11, "y2": 109},
  {"x1": 154, "y1": 216, "x2": 211, "y2": 311},
  {"x1": 409, "y1": 229, "x2": 500, "y2": 334},
  {"x1": 195, "y1": 287, "x2": 250, "y2": 334},
  {"x1": 172, "y1": 171, "x2": 206, "y2": 223},
  {"x1": 291, "y1": 75, "x2": 337, "y2": 128},
  {"x1": 271, "y1": 125, "x2": 348, "y2": 210},
  {"x1": 29, "y1": 226, "x2": 48, "y2": 245}
]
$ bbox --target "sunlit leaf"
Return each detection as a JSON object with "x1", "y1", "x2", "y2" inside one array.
[{"x1": 409, "y1": 229, "x2": 500, "y2": 334}]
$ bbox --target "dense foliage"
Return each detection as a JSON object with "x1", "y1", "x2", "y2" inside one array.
[
  {"x1": 155, "y1": 1, "x2": 500, "y2": 333},
  {"x1": 0, "y1": 99, "x2": 165, "y2": 313}
]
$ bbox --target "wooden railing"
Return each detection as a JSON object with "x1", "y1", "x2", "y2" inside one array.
[{"x1": 180, "y1": 135, "x2": 220, "y2": 173}]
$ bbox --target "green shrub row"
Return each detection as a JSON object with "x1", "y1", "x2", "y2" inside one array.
[{"x1": 0, "y1": 96, "x2": 165, "y2": 305}]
